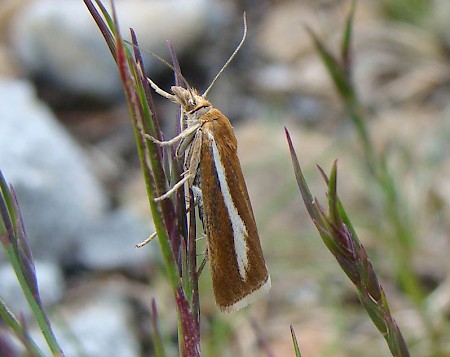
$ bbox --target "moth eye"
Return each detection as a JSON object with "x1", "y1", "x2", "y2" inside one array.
[{"x1": 188, "y1": 99, "x2": 196, "y2": 106}]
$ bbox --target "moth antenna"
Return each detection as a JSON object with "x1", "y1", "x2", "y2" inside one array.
[
  {"x1": 125, "y1": 40, "x2": 181, "y2": 80},
  {"x1": 126, "y1": 40, "x2": 193, "y2": 95},
  {"x1": 202, "y1": 13, "x2": 247, "y2": 98},
  {"x1": 145, "y1": 53, "x2": 195, "y2": 102},
  {"x1": 149, "y1": 52, "x2": 191, "y2": 90}
]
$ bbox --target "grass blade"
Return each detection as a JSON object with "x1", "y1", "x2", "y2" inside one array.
[
  {"x1": 0, "y1": 172, "x2": 64, "y2": 356},
  {"x1": 285, "y1": 136, "x2": 411, "y2": 357},
  {"x1": 290, "y1": 325, "x2": 302, "y2": 357}
]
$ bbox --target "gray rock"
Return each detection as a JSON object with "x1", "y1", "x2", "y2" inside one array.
[
  {"x1": 77, "y1": 208, "x2": 155, "y2": 270},
  {"x1": 10, "y1": 0, "x2": 230, "y2": 100},
  {"x1": 0, "y1": 79, "x2": 107, "y2": 262},
  {"x1": 32, "y1": 293, "x2": 140, "y2": 357},
  {"x1": 0, "y1": 261, "x2": 65, "y2": 315}
]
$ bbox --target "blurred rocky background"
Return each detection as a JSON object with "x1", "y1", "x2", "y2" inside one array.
[{"x1": 1, "y1": 0, "x2": 450, "y2": 356}]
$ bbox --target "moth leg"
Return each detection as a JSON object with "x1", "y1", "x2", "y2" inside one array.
[
  {"x1": 146, "y1": 122, "x2": 201, "y2": 147},
  {"x1": 176, "y1": 129, "x2": 197, "y2": 158},
  {"x1": 184, "y1": 130, "x2": 203, "y2": 187},
  {"x1": 154, "y1": 174, "x2": 191, "y2": 202},
  {"x1": 186, "y1": 185, "x2": 202, "y2": 209},
  {"x1": 135, "y1": 231, "x2": 157, "y2": 248},
  {"x1": 153, "y1": 128, "x2": 202, "y2": 202},
  {"x1": 185, "y1": 187, "x2": 201, "y2": 213},
  {"x1": 197, "y1": 246, "x2": 208, "y2": 276}
]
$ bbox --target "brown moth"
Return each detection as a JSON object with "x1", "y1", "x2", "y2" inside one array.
[{"x1": 147, "y1": 16, "x2": 270, "y2": 312}]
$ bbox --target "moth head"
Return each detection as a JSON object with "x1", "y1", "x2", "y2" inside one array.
[{"x1": 171, "y1": 86, "x2": 211, "y2": 114}]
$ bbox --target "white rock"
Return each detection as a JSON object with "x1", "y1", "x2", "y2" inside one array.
[
  {"x1": 0, "y1": 79, "x2": 107, "y2": 262},
  {"x1": 77, "y1": 208, "x2": 155, "y2": 270},
  {"x1": 10, "y1": 0, "x2": 228, "y2": 100},
  {"x1": 0, "y1": 261, "x2": 65, "y2": 315},
  {"x1": 32, "y1": 294, "x2": 140, "y2": 357}
]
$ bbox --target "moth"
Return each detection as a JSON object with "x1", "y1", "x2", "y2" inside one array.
[{"x1": 147, "y1": 16, "x2": 270, "y2": 313}]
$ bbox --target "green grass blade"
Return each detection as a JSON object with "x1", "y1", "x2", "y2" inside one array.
[
  {"x1": 290, "y1": 325, "x2": 302, "y2": 357},
  {"x1": 0, "y1": 173, "x2": 64, "y2": 356},
  {"x1": 0, "y1": 297, "x2": 45, "y2": 357}
]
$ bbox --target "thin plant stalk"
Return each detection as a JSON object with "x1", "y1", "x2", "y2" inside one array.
[
  {"x1": 290, "y1": 325, "x2": 302, "y2": 357},
  {"x1": 307, "y1": 2, "x2": 445, "y2": 353},
  {"x1": 83, "y1": 1, "x2": 201, "y2": 355},
  {"x1": 0, "y1": 297, "x2": 44, "y2": 357},
  {"x1": 286, "y1": 129, "x2": 410, "y2": 357},
  {"x1": 150, "y1": 299, "x2": 166, "y2": 357},
  {"x1": 0, "y1": 172, "x2": 64, "y2": 356},
  {"x1": 307, "y1": 0, "x2": 423, "y2": 303}
]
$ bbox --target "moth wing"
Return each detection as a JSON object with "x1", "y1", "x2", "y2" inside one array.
[{"x1": 199, "y1": 109, "x2": 270, "y2": 312}]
